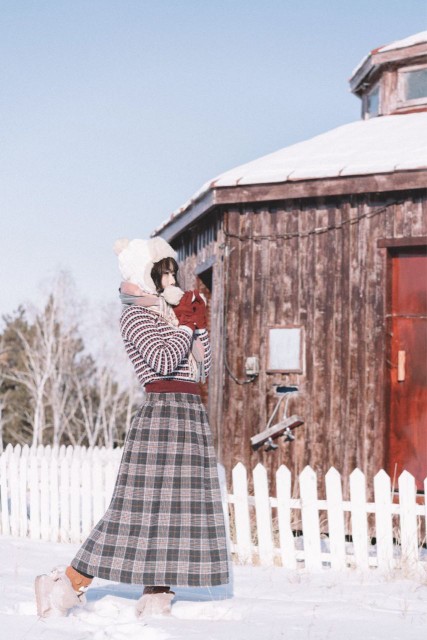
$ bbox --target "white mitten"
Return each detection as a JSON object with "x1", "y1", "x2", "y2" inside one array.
[{"x1": 162, "y1": 285, "x2": 185, "y2": 306}]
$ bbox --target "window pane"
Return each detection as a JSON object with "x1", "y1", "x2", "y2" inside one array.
[
  {"x1": 405, "y1": 68, "x2": 427, "y2": 100},
  {"x1": 367, "y1": 87, "x2": 379, "y2": 116}
]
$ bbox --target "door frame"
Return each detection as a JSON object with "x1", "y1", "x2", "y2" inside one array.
[{"x1": 380, "y1": 236, "x2": 427, "y2": 490}]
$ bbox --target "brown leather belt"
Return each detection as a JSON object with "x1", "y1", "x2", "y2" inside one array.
[{"x1": 145, "y1": 380, "x2": 201, "y2": 395}]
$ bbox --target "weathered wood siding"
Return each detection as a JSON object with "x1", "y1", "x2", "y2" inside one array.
[
  {"x1": 173, "y1": 218, "x2": 225, "y2": 452},
  {"x1": 173, "y1": 191, "x2": 427, "y2": 495}
]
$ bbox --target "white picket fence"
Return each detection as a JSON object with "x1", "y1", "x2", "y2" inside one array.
[{"x1": 1, "y1": 444, "x2": 426, "y2": 573}]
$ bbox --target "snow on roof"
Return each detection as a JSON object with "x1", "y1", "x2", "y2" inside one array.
[
  {"x1": 154, "y1": 112, "x2": 427, "y2": 235},
  {"x1": 377, "y1": 30, "x2": 427, "y2": 53},
  {"x1": 350, "y1": 31, "x2": 427, "y2": 79}
]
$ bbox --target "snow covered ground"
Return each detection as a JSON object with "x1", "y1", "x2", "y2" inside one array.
[{"x1": 2, "y1": 536, "x2": 426, "y2": 640}]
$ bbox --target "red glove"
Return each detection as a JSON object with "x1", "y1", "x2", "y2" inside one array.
[
  {"x1": 173, "y1": 291, "x2": 196, "y2": 331},
  {"x1": 191, "y1": 291, "x2": 207, "y2": 330}
]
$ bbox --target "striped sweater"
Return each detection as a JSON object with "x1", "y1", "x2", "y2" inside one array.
[{"x1": 120, "y1": 305, "x2": 212, "y2": 387}]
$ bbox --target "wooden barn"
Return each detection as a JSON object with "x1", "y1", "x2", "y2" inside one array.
[{"x1": 153, "y1": 32, "x2": 427, "y2": 493}]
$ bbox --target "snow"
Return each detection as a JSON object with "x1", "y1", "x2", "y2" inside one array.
[
  {"x1": 350, "y1": 31, "x2": 427, "y2": 77},
  {"x1": 378, "y1": 31, "x2": 427, "y2": 53},
  {"x1": 188, "y1": 113, "x2": 427, "y2": 183},
  {"x1": 2, "y1": 536, "x2": 427, "y2": 639},
  {"x1": 153, "y1": 112, "x2": 427, "y2": 236}
]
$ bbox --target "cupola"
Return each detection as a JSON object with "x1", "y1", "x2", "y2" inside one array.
[{"x1": 349, "y1": 31, "x2": 427, "y2": 119}]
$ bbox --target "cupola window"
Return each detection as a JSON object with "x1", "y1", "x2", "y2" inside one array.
[
  {"x1": 366, "y1": 85, "x2": 380, "y2": 118},
  {"x1": 405, "y1": 67, "x2": 427, "y2": 100},
  {"x1": 352, "y1": 36, "x2": 427, "y2": 117},
  {"x1": 398, "y1": 64, "x2": 427, "y2": 108}
]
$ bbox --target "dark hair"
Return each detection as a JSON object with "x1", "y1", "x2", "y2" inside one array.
[{"x1": 151, "y1": 257, "x2": 179, "y2": 293}]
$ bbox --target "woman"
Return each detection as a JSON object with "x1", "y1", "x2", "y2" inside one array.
[{"x1": 35, "y1": 237, "x2": 230, "y2": 618}]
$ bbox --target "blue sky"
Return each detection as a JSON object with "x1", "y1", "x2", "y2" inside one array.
[{"x1": 1, "y1": 1, "x2": 426, "y2": 319}]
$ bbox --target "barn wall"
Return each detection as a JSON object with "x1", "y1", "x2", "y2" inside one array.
[
  {"x1": 173, "y1": 191, "x2": 427, "y2": 496},
  {"x1": 172, "y1": 216, "x2": 226, "y2": 455}
]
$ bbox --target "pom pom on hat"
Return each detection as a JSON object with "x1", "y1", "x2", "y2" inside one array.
[
  {"x1": 114, "y1": 236, "x2": 177, "y2": 294},
  {"x1": 113, "y1": 238, "x2": 130, "y2": 255}
]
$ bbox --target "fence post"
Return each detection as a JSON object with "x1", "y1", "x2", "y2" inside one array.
[
  {"x1": 81, "y1": 458, "x2": 92, "y2": 538},
  {"x1": 92, "y1": 448, "x2": 104, "y2": 524},
  {"x1": 0, "y1": 453, "x2": 10, "y2": 536},
  {"x1": 60, "y1": 457, "x2": 70, "y2": 543},
  {"x1": 70, "y1": 454, "x2": 81, "y2": 543},
  {"x1": 217, "y1": 463, "x2": 232, "y2": 561},
  {"x1": 398, "y1": 471, "x2": 419, "y2": 574},
  {"x1": 374, "y1": 470, "x2": 394, "y2": 572},
  {"x1": 40, "y1": 456, "x2": 50, "y2": 541},
  {"x1": 299, "y1": 466, "x2": 322, "y2": 570},
  {"x1": 50, "y1": 450, "x2": 60, "y2": 542},
  {"x1": 349, "y1": 468, "x2": 369, "y2": 570},
  {"x1": 19, "y1": 449, "x2": 29, "y2": 537},
  {"x1": 29, "y1": 454, "x2": 40, "y2": 539},
  {"x1": 253, "y1": 463, "x2": 274, "y2": 566},
  {"x1": 232, "y1": 462, "x2": 252, "y2": 563},
  {"x1": 276, "y1": 465, "x2": 296, "y2": 570},
  {"x1": 9, "y1": 449, "x2": 20, "y2": 537},
  {"x1": 325, "y1": 467, "x2": 346, "y2": 570}
]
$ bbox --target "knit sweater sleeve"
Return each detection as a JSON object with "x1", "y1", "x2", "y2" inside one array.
[
  {"x1": 120, "y1": 307, "x2": 193, "y2": 376},
  {"x1": 195, "y1": 329, "x2": 212, "y2": 377}
]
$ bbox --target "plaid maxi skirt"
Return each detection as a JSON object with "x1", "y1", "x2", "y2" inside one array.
[{"x1": 71, "y1": 392, "x2": 230, "y2": 587}]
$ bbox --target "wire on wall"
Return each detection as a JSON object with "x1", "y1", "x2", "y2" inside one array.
[
  {"x1": 223, "y1": 199, "x2": 402, "y2": 243},
  {"x1": 220, "y1": 199, "x2": 401, "y2": 384}
]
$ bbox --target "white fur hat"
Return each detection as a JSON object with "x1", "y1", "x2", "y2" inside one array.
[{"x1": 113, "y1": 237, "x2": 177, "y2": 293}]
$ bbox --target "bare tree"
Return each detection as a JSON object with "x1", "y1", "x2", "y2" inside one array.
[
  {"x1": 6, "y1": 313, "x2": 54, "y2": 446},
  {"x1": 72, "y1": 363, "x2": 137, "y2": 447},
  {"x1": 1, "y1": 274, "x2": 141, "y2": 448},
  {"x1": 4, "y1": 273, "x2": 84, "y2": 446},
  {"x1": 0, "y1": 343, "x2": 13, "y2": 453},
  {"x1": 79, "y1": 300, "x2": 142, "y2": 445},
  {"x1": 72, "y1": 372, "x2": 103, "y2": 446}
]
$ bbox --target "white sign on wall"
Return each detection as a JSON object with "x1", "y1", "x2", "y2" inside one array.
[{"x1": 268, "y1": 327, "x2": 304, "y2": 373}]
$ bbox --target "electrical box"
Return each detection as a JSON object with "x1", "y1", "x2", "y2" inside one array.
[{"x1": 245, "y1": 356, "x2": 260, "y2": 377}]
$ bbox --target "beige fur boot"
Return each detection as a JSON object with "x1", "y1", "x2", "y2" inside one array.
[
  {"x1": 135, "y1": 586, "x2": 175, "y2": 618},
  {"x1": 35, "y1": 566, "x2": 91, "y2": 618}
]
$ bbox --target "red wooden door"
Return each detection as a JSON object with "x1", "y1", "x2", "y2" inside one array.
[{"x1": 387, "y1": 247, "x2": 427, "y2": 491}]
